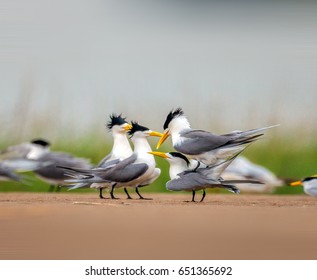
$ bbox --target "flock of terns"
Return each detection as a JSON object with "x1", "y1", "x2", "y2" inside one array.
[{"x1": 1, "y1": 108, "x2": 316, "y2": 201}]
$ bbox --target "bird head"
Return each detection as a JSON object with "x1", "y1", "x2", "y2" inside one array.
[
  {"x1": 128, "y1": 121, "x2": 162, "y2": 138},
  {"x1": 107, "y1": 113, "x2": 132, "y2": 133},
  {"x1": 157, "y1": 108, "x2": 188, "y2": 149}
]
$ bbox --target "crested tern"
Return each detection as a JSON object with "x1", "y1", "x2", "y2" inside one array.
[
  {"x1": 62, "y1": 122, "x2": 162, "y2": 199},
  {"x1": 2, "y1": 139, "x2": 92, "y2": 189},
  {"x1": 149, "y1": 151, "x2": 261, "y2": 202},
  {"x1": 157, "y1": 108, "x2": 278, "y2": 167},
  {"x1": 290, "y1": 176, "x2": 317, "y2": 197},
  {"x1": 90, "y1": 113, "x2": 133, "y2": 199}
]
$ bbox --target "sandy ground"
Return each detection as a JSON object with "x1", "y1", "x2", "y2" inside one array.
[{"x1": 1, "y1": 192, "x2": 317, "y2": 260}]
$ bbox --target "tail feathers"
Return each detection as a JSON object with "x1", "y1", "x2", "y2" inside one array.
[
  {"x1": 67, "y1": 183, "x2": 91, "y2": 191},
  {"x1": 56, "y1": 165, "x2": 93, "y2": 174},
  {"x1": 227, "y1": 133, "x2": 263, "y2": 146},
  {"x1": 58, "y1": 165, "x2": 112, "y2": 185},
  {"x1": 202, "y1": 150, "x2": 245, "y2": 180},
  {"x1": 228, "y1": 124, "x2": 279, "y2": 138}
]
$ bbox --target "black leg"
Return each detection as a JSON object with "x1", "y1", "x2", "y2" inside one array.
[
  {"x1": 200, "y1": 189, "x2": 206, "y2": 202},
  {"x1": 124, "y1": 187, "x2": 132, "y2": 199},
  {"x1": 191, "y1": 190, "x2": 196, "y2": 202},
  {"x1": 99, "y1": 188, "x2": 107, "y2": 199},
  {"x1": 183, "y1": 161, "x2": 201, "y2": 175},
  {"x1": 135, "y1": 187, "x2": 152, "y2": 200},
  {"x1": 110, "y1": 183, "x2": 118, "y2": 199},
  {"x1": 193, "y1": 161, "x2": 201, "y2": 172}
]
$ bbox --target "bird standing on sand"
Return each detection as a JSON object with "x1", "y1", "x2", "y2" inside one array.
[
  {"x1": 63, "y1": 122, "x2": 162, "y2": 199},
  {"x1": 90, "y1": 114, "x2": 133, "y2": 199},
  {"x1": 149, "y1": 151, "x2": 261, "y2": 202}
]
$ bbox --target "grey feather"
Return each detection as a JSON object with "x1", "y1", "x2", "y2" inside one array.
[{"x1": 34, "y1": 152, "x2": 92, "y2": 182}]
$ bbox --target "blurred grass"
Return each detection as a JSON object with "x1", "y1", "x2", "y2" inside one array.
[{"x1": 0, "y1": 132, "x2": 316, "y2": 195}]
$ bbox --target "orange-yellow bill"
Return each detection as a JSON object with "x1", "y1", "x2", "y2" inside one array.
[
  {"x1": 148, "y1": 151, "x2": 169, "y2": 159},
  {"x1": 123, "y1": 123, "x2": 133, "y2": 131},
  {"x1": 156, "y1": 131, "x2": 170, "y2": 149},
  {"x1": 290, "y1": 181, "x2": 302, "y2": 187},
  {"x1": 149, "y1": 131, "x2": 163, "y2": 137}
]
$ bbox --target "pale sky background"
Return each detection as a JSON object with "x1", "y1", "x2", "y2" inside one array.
[{"x1": 1, "y1": 0, "x2": 317, "y2": 141}]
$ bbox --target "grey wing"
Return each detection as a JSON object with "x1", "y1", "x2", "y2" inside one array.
[
  {"x1": 104, "y1": 163, "x2": 148, "y2": 183},
  {"x1": 39, "y1": 152, "x2": 92, "y2": 168},
  {"x1": 0, "y1": 164, "x2": 21, "y2": 181},
  {"x1": 97, "y1": 153, "x2": 112, "y2": 167},
  {"x1": 0, "y1": 143, "x2": 32, "y2": 159},
  {"x1": 166, "y1": 172, "x2": 213, "y2": 191},
  {"x1": 94, "y1": 153, "x2": 148, "y2": 182},
  {"x1": 176, "y1": 130, "x2": 230, "y2": 155},
  {"x1": 1, "y1": 159, "x2": 51, "y2": 172},
  {"x1": 35, "y1": 152, "x2": 92, "y2": 180},
  {"x1": 94, "y1": 158, "x2": 120, "y2": 169}
]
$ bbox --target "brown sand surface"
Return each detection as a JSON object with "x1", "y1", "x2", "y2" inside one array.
[{"x1": 1, "y1": 192, "x2": 317, "y2": 260}]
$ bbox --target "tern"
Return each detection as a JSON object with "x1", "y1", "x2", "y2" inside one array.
[
  {"x1": 90, "y1": 113, "x2": 133, "y2": 199},
  {"x1": 0, "y1": 139, "x2": 50, "y2": 160},
  {"x1": 157, "y1": 108, "x2": 278, "y2": 167},
  {"x1": 1, "y1": 139, "x2": 92, "y2": 190},
  {"x1": 149, "y1": 151, "x2": 261, "y2": 202},
  {"x1": 290, "y1": 176, "x2": 317, "y2": 197},
  {"x1": 62, "y1": 122, "x2": 162, "y2": 199}
]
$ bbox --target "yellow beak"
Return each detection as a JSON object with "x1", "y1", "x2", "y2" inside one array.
[
  {"x1": 123, "y1": 123, "x2": 133, "y2": 131},
  {"x1": 148, "y1": 151, "x2": 169, "y2": 159},
  {"x1": 149, "y1": 131, "x2": 163, "y2": 137},
  {"x1": 290, "y1": 181, "x2": 302, "y2": 187},
  {"x1": 156, "y1": 130, "x2": 170, "y2": 149}
]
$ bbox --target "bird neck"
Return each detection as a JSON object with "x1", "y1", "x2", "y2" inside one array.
[
  {"x1": 132, "y1": 137, "x2": 152, "y2": 154},
  {"x1": 112, "y1": 132, "x2": 132, "y2": 159},
  {"x1": 169, "y1": 161, "x2": 188, "y2": 180},
  {"x1": 27, "y1": 146, "x2": 48, "y2": 160},
  {"x1": 170, "y1": 116, "x2": 190, "y2": 144}
]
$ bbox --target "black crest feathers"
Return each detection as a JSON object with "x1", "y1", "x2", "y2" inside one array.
[
  {"x1": 31, "y1": 139, "x2": 51, "y2": 147},
  {"x1": 107, "y1": 114, "x2": 127, "y2": 130},
  {"x1": 128, "y1": 121, "x2": 149, "y2": 136},
  {"x1": 169, "y1": 152, "x2": 190, "y2": 166},
  {"x1": 163, "y1": 108, "x2": 184, "y2": 130}
]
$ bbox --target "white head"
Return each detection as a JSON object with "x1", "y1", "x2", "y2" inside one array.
[
  {"x1": 157, "y1": 108, "x2": 190, "y2": 149},
  {"x1": 148, "y1": 151, "x2": 190, "y2": 179},
  {"x1": 28, "y1": 139, "x2": 51, "y2": 159},
  {"x1": 107, "y1": 114, "x2": 132, "y2": 135}
]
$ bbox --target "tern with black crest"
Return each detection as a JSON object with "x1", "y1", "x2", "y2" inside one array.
[
  {"x1": 157, "y1": 108, "x2": 278, "y2": 168},
  {"x1": 63, "y1": 122, "x2": 162, "y2": 199},
  {"x1": 149, "y1": 151, "x2": 262, "y2": 202}
]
